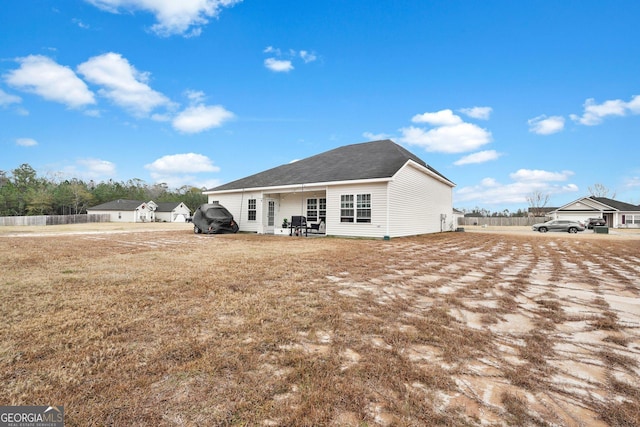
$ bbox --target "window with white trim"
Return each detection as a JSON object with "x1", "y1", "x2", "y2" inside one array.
[
  {"x1": 623, "y1": 214, "x2": 640, "y2": 225},
  {"x1": 248, "y1": 199, "x2": 256, "y2": 221},
  {"x1": 340, "y1": 195, "x2": 354, "y2": 222},
  {"x1": 341, "y1": 193, "x2": 371, "y2": 223},
  {"x1": 356, "y1": 193, "x2": 371, "y2": 223},
  {"x1": 306, "y1": 198, "x2": 318, "y2": 222},
  {"x1": 306, "y1": 198, "x2": 326, "y2": 222}
]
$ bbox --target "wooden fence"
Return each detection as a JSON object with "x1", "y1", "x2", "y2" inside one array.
[
  {"x1": 458, "y1": 216, "x2": 549, "y2": 227},
  {"x1": 0, "y1": 214, "x2": 111, "y2": 226}
]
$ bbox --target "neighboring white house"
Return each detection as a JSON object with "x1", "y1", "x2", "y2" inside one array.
[
  {"x1": 87, "y1": 199, "x2": 191, "y2": 223},
  {"x1": 87, "y1": 199, "x2": 157, "y2": 222},
  {"x1": 203, "y1": 139, "x2": 456, "y2": 238},
  {"x1": 549, "y1": 196, "x2": 640, "y2": 228},
  {"x1": 155, "y1": 202, "x2": 191, "y2": 222}
]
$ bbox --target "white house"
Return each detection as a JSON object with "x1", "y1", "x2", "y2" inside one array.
[
  {"x1": 549, "y1": 196, "x2": 640, "y2": 228},
  {"x1": 87, "y1": 199, "x2": 190, "y2": 223},
  {"x1": 87, "y1": 199, "x2": 157, "y2": 222},
  {"x1": 203, "y1": 140, "x2": 456, "y2": 238},
  {"x1": 155, "y1": 202, "x2": 191, "y2": 222}
]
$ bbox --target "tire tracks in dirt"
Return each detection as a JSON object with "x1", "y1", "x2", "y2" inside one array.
[{"x1": 327, "y1": 233, "x2": 639, "y2": 425}]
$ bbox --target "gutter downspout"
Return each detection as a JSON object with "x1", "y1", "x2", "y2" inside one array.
[
  {"x1": 301, "y1": 183, "x2": 305, "y2": 218},
  {"x1": 239, "y1": 189, "x2": 245, "y2": 230},
  {"x1": 384, "y1": 183, "x2": 390, "y2": 240}
]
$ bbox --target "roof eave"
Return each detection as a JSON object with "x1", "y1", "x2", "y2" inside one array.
[{"x1": 203, "y1": 177, "x2": 393, "y2": 195}]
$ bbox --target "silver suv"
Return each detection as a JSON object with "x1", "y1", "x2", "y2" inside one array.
[{"x1": 532, "y1": 220, "x2": 585, "y2": 233}]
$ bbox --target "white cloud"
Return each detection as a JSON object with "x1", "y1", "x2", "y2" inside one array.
[
  {"x1": 528, "y1": 115, "x2": 565, "y2": 135},
  {"x1": 4, "y1": 55, "x2": 95, "y2": 108},
  {"x1": 0, "y1": 88, "x2": 22, "y2": 106},
  {"x1": 570, "y1": 97, "x2": 628, "y2": 125},
  {"x1": 399, "y1": 122, "x2": 492, "y2": 153},
  {"x1": 77, "y1": 52, "x2": 170, "y2": 117},
  {"x1": 299, "y1": 50, "x2": 317, "y2": 63},
  {"x1": 363, "y1": 131, "x2": 391, "y2": 141},
  {"x1": 84, "y1": 109, "x2": 102, "y2": 117},
  {"x1": 627, "y1": 95, "x2": 640, "y2": 114},
  {"x1": 172, "y1": 104, "x2": 234, "y2": 133},
  {"x1": 185, "y1": 89, "x2": 206, "y2": 103},
  {"x1": 145, "y1": 153, "x2": 220, "y2": 174},
  {"x1": 72, "y1": 18, "x2": 90, "y2": 29},
  {"x1": 77, "y1": 158, "x2": 117, "y2": 177},
  {"x1": 85, "y1": 0, "x2": 242, "y2": 37},
  {"x1": 455, "y1": 169, "x2": 578, "y2": 205},
  {"x1": 16, "y1": 138, "x2": 38, "y2": 147},
  {"x1": 263, "y1": 46, "x2": 318, "y2": 72},
  {"x1": 263, "y1": 46, "x2": 280, "y2": 55},
  {"x1": 411, "y1": 109, "x2": 463, "y2": 126},
  {"x1": 480, "y1": 177, "x2": 499, "y2": 187},
  {"x1": 509, "y1": 169, "x2": 574, "y2": 182},
  {"x1": 459, "y1": 106, "x2": 492, "y2": 120},
  {"x1": 150, "y1": 112, "x2": 172, "y2": 122},
  {"x1": 264, "y1": 58, "x2": 294, "y2": 72},
  {"x1": 453, "y1": 150, "x2": 501, "y2": 166},
  {"x1": 196, "y1": 178, "x2": 223, "y2": 189},
  {"x1": 400, "y1": 108, "x2": 492, "y2": 153},
  {"x1": 145, "y1": 153, "x2": 221, "y2": 188}
]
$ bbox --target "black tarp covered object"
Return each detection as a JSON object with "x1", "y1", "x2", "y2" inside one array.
[{"x1": 193, "y1": 203, "x2": 239, "y2": 234}]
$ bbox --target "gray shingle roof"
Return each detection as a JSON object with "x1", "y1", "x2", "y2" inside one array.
[
  {"x1": 207, "y1": 140, "x2": 453, "y2": 191},
  {"x1": 590, "y1": 197, "x2": 640, "y2": 212},
  {"x1": 155, "y1": 202, "x2": 181, "y2": 212},
  {"x1": 88, "y1": 199, "x2": 144, "y2": 211}
]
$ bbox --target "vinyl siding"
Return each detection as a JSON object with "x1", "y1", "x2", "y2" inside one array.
[
  {"x1": 87, "y1": 209, "x2": 142, "y2": 222},
  {"x1": 560, "y1": 201, "x2": 599, "y2": 211},
  {"x1": 325, "y1": 182, "x2": 388, "y2": 238},
  {"x1": 275, "y1": 192, "x2": 308, "y2": 227},
  {"x1": 210, "y1": 191, "x2": 323, "y2": 233},
  {"x1": 388, "y1": 163, "x2": 453, "y2": 237},
  {"x1": 86, "y1": 210, "x2": 129, "y2": 222},
  {"x1": 208, "y1": 193, "x2": 262, "y2": 233},
  {"x1": 206, "y1": 162, "x2": 454, "y2": 238}
]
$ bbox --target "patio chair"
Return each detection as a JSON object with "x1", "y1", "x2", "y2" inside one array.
[
  {"x1": 290, "y1": 216, "x2": 308, "y2": 236},
  {"x1": 309, "y1": 219, "x2": 326, "y2": 234}
]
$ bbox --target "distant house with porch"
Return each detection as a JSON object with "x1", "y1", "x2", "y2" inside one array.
[
  {"x1": 203, "y1": 139, "x2": 455, "y2": 238},
  {"x1": 87, "y1": 199, "x2": 190, "y2": 223},
  {"x1": 549, "y1": 196, "x2": 640, "y2": 228}
]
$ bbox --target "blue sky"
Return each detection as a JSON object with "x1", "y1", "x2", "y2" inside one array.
[{"x1": 1, "y1": 0, "x2": 639, "y2": 211}]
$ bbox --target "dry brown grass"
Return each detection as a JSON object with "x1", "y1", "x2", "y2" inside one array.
[{"x1": 1, "y1": 224, "x2": 640, "y2": 426}]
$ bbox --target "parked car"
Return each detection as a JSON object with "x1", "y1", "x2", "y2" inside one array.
[
  {"x1": 192, "y1": 203, "x2": 239, "y2": 234},
  {"x1": 532, "y1": 220, "x2": 585, "y2": 233},
  {"x1": 587, "y1": 217, "x2": 606, "y2": 229}
]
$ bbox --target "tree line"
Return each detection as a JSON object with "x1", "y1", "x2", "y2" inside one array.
[{"x1": 0, "y1": 163, "x2": 208, "y2": 216}]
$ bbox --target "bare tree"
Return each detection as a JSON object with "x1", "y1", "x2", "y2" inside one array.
[
  {"x1": 588, "y1": 183, "x2": 616, "y2": 199},
  {"x1": 526, "y1": 190, "x2": 550, "y2": 217}
]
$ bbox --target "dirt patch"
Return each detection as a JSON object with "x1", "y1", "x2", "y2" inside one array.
[{"x1": 1, "y1": 226, "x2": 639, "y2": 425}]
